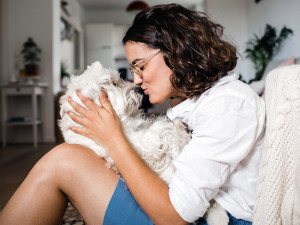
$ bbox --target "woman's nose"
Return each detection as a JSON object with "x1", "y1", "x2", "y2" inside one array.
[{"x1": 133, "y1": 73, "x2": 143, "y2": 85}]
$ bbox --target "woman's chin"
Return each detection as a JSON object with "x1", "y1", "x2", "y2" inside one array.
[{"x1": 149, "y1": 96, "x2": 168, "y2": 105}]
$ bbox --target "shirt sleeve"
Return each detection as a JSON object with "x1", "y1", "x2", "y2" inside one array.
[{"x1": 168, "y1": 93, "x2": 262, "y2": 223}]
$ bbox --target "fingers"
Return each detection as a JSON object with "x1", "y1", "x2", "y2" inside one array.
[
  {"x1": 67, "y1": 111, "x2": 88, "y2": 135},
  {"x1": 67, "y1": 118, "x2": 88, "y2": 137},
  {"x1": 67, "y1": 96, "x2": 88, "y2": 116},
  {"x1": 99, "y1": 90, "x2": 114, "y2": 114},
  {"x1": 75, "y1": 90, "x2": 97, "y2": 111},
  {"x1": 67, "y1": 111, "x2": 84, "y2": 126},
  {"x1": 70, "y1": 90, "x2": 113, "y2": 115}
]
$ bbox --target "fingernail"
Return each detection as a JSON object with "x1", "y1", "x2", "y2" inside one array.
[
  {"x1": 67, "y1": 96, "x2": 71, "y2": 101},
  {"x1": 101, "y1": 91, "x2": 107, "y2": 98}
]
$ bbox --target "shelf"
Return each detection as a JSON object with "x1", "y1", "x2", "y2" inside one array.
[
  {"x1": 0, "y1": 83, "x2": 48, "y2": 96},
  {"x1": 114, "y1": 56, "x2": 127, "y2": 61},
  {"x1": 61, "y1": 8, "x2": 82, "y2": 32},
  {"x1": 1, "y1": 84, "x2": 47, "y2": 147},
  {"x1": 7, "y1": 116, "x2": 33, "y2": 122},
  {"x1": 6, "y1": 120, "x2": 42, "y2": 126}
]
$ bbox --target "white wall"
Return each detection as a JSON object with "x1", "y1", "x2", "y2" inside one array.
[
  {"x1": 246, "y1": 0, "x2": 300, "y2": 79},
  {"x1": 206, "y1": 0, "x2": 249, "y2": 80},
  {"x1": 1, "y1": 0, "x2": 60, "y2": 143},
  {"x1": 83, "y1": 9, "x2": 136, "y2": 26},
  {"x1": 206, "y1": 0, "x2": 300, "y2": 82}
]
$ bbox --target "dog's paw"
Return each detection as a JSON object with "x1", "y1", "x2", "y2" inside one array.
[{"x1": 205, "y1": 201, "x2": 229, "y2": 225}]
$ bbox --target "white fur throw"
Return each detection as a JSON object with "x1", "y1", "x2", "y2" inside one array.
[{"x1": 253, "y1": 65, "x2": 300, "y2": 225}]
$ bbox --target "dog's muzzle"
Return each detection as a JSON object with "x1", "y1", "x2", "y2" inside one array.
[{"x1": 134, "y1": 86, "x2": 144, "y2": 95}]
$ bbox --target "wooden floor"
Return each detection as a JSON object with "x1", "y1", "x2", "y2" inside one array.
[{"x1": 0, "y1": 143, "x2": 55, "y2": 209}]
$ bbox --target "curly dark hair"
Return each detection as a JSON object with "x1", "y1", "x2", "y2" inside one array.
[{"x1": 122, "y1": 4, "x2": 238, "y2": 97}]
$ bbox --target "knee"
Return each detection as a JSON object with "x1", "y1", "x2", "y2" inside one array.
[{"x1": 31, "y1": 143, "x2": 96, "y2": 183}]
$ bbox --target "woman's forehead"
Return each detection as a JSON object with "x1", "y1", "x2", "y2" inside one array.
[{"x1": 125, "y1": 42, "x2": 155, "y2": 63}]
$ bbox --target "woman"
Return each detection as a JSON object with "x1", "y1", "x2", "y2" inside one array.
[{"x1": 0, "y1": 4, "x2": 265, "y2": 225}]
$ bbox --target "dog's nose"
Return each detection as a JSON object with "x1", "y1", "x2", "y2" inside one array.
[{"x1": 134, "y1": 86, "x2": 144, "y2": 94}]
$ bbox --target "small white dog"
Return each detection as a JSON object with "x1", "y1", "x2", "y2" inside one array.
[{"x1": 59, "y1": 61, "x2": 228, "y2": 225}]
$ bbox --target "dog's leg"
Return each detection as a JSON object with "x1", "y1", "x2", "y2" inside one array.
[{"x1": 205, "y1": 200, "x2": 229, "y2": 225}]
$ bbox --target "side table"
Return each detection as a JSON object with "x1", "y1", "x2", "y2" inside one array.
[{"x1": 0, "y1": 83, "x2": 48, "y2": 147}]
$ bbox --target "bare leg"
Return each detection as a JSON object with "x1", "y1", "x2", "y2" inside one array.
[{"x1": 0, "y1": 143, "x2": 119, "y2": 225}]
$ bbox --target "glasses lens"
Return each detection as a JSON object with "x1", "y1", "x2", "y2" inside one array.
[
  {"x1": 129, "y1": 65, "x2": 141, "y2": 76},
  {"x1": 129, "y1": 50, "x2": 160, "y2": 77}
]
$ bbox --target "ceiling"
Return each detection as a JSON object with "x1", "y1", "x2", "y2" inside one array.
[{"x1": 76, "y1": 0, "x2": 202, "y2": 10}]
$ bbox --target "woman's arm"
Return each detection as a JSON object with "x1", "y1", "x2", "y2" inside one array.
[{"x1": 67, "y1": 90, "x2": 187, "y2": 225}]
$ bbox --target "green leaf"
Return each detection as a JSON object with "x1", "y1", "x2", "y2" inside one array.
[
  {"x1": 20, "y1": 37, "x2": 42, "y2": 64},
  {"x1": 244, "y1": 24, "x2": 293, "y2": 83}
]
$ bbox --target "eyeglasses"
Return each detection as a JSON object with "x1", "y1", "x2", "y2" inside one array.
[{"x1": 129, "y1": 50, "x2": 160, "y2": 77}]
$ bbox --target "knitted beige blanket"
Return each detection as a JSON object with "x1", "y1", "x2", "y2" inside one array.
[{"x1": 253, "y1": 65, "x2": 300, "y2": 225}]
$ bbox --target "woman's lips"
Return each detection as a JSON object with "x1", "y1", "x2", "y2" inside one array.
[{"x1": 142, "y1": 87, "x2": 148, "y2": 95}]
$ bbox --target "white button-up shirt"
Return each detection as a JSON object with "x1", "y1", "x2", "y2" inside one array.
[{"x1": 167, "y1": 70, "x2": 265, "y2": 223}]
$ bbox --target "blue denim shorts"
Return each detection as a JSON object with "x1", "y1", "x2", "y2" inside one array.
[
  {"x1": 104, "y1": 178, "x2": 252, "y2": 225},
  {"x1": 196, "y1": 212, "x2": 252, "y2": 225},
  {"x1": 103, "y1": 177, "x2": 154, "y2": 225}
]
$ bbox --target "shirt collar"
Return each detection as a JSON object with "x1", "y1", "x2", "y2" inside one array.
[
  {"x1": 213, "y1": 68, "x2": 239, "y2": 87},
  {"x1": 166, "y1": 97, "x2": 194, "y2": 120},
  {"x1": 166, "y1": 69, "x2": 239, "y2": 121}
]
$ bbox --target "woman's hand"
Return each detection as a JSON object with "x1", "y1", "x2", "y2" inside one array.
[{"x1": 67, "y1": 90, "x2": 125, "y2": 150}]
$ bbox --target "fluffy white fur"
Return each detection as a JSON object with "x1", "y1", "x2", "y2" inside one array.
[{"x1": 59, "y1": 61, "x2": 228, "y2": 225}]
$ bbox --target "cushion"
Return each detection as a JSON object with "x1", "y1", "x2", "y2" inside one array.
[
  {"x1": 278, "y1": 56, "x2": 295, "y2": 67},
  {"x1": 263, "y1": 56, "x2": 296, "y2": 80}
]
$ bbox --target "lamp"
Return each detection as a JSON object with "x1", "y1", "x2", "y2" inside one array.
[{"x1": 126, "y1": 1, "x2": 149, "y2": 12}]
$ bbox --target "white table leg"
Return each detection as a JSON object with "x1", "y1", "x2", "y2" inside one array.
[{"x1": 32, "y1": 87, "x2": 37, "y2": 148}]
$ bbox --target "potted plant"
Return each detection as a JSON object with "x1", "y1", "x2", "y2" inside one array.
[
  {"x1": 245, "y1": 24, "x2": 293, "y2": 83},
  {"x1": 21, "y1": 37, "x2": 42, "y2": 76}
]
